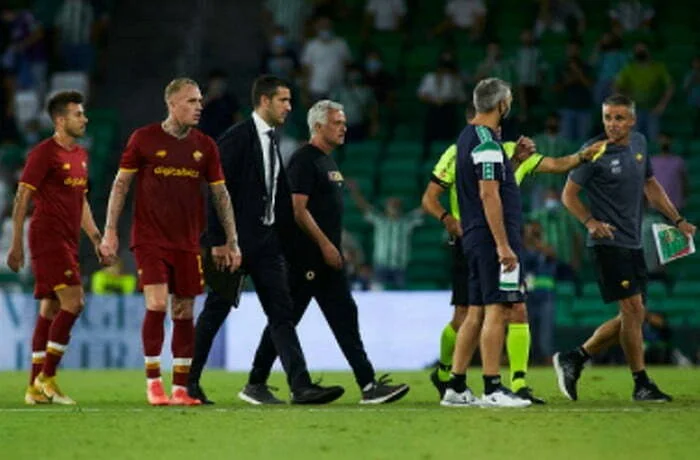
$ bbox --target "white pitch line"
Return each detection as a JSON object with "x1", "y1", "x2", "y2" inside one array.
[{"x1": 0, "y1": 406, "x2": 698, "y2": 414}]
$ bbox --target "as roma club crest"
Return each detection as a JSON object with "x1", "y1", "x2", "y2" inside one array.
[{"x1": 193, "y1": 151, "x2": 203, "y2": 162}]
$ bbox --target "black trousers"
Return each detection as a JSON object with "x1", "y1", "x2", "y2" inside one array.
[
  {"x1": 248, "y1": 263, "x2": 375, "y2": 389},
  {"x1": 190, "y1": 228, "x2": 313, "y2": 390}
]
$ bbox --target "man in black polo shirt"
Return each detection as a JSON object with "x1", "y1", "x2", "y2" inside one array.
[
  {"x1": 554, "y1": 94, "x2": 696, "y2": 402},
  {"x1": 239, "y1": 100, "x2": 410, "y2": 404}
]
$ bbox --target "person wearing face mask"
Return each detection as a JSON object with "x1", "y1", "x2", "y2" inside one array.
[
  {"x1": 514, "y1": 29, "x2": 546, "y2": 129},
  {"x1": 330, "y1": 65, "x2": 379, "y2": 141},
  {"x1": 300, "y1": 17, "x2": 351, "y2": 103},
  {"x1": 590, "y1": 31, "x2": 627, "y2": 105},
  {"x1": 364, "y1": 50, "x2": 395, "y2": 106},
  {"x1": 532, "y1": 113, "x2": 571, "y2": 195},
  {"x1": 418, "y1": 52, "x2": 466, "y2": 159},
  {"x1": 475, "y1": 40, "x2": 515, "y2": 83},
  {"x1": 615, "y1": 42, "x2": 674, "y2": 142},
  {"x1": 555, "y1": 39, "x2": 593, "y2": 142},
  {"x1": 261, "y1": 26, "x2": 301, "y2": 83},
  {"x1": 425, "y1": 97, "x2": 601, "y2": 406},
  {"x1": 363, "y1": 49, "x2": 397, "y2": 136}
]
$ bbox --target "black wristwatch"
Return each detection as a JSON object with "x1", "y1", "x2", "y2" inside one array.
[
  {"x1": 674, "y1": 217, "x2": 686, "y2": 226},
  {"x1": 440, "y1": 211, "x2": 450, "y2": 222}
]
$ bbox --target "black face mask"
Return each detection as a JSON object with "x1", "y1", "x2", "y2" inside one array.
[
  {"x1": 546, "y1": 124, "x2": 559, "y2": 133},
  {"x1": 499, "y1": 101, "x2": 511, "y2": 122},
  {"x1": 635, "y1": 51, "x2": 650, "y2": 61},
  {"x1": 660, "y1": 142, "x2": 671, "y2": 152}
]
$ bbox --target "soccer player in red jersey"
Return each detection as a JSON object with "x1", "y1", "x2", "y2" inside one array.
[
  {"x1": 7, "y1": 91, "x2": 105, "y2": 405},
  {"x1": 100, "y1": 78, "x2": 240, "y2": 406}
]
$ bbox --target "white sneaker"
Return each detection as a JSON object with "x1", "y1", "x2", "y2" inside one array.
[
  {"x1": 481, "y1": 388, "x2": 532, "y2": 408},
  {"x1": 440, "y1": 387, "x2": 479, "y2": 407}
]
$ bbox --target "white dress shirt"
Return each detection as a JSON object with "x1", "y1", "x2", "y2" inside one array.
[{"x1": 252, "y1": 111, "x2": 280, "y2": 225}]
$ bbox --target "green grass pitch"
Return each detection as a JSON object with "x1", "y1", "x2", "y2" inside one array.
[{"x1": 1, "y1": 367, "x2": 698, "y2": 459}]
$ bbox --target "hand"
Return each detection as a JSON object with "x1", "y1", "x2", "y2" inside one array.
[
  {"x1": 443, "y1": 214, "x2": 463, "y2": 238},
  {"x1": 497, "y1": 244, "x2": 518, "y2": 273},
  {"x1": 212, "y1": 243, "x2": 242, "y2": 273},
  {"x1": 99, "y1": 230, "x2": 119, "y2": 260},
  {"x1": 321, "y1": 241, "x2": 343, "y2": 270},
  {"x1": 586, "y1": 219, "x2": 616, "y2": 239},
  {"x1": 94, "y1": 242, "x2": 115, "y2": 266},
  {"x1": 515, "y1": 136, "x2": 537, "y2": 157},
  {"x1": 7, "y1": 242, "x2": 24, "y2": 273},
  {"x1": 579, "y1": 140, "x2": 607, "y2": 162},
  {"x1": 677, "y1": 220, "x2": 696, "y2": 238}
]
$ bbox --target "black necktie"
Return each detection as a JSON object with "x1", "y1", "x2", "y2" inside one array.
[{"x1": 265, "y1": 130, "x2": 278, "y2": 223}]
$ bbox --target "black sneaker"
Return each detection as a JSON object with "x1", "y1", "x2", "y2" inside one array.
[
  {"x1": 361, "y1": 374, "x2": 410, "y2": 404},
  {"x1": 515, "y1": 387, "x2": 546, "y2": 405},
  {"x1": 553, "y1": 351, "x2": 584, "y2": 401},
  {"x1": 633, "y1": 381, "x2": 672, "y2": 402},
  {"x1": 429, "y1": 368, "x2": 448, "y2": 399},
  {"x1": 238, "y1": 384, "x2": 284, "y2": 405},
  {"x1": 187, "y1": 382, "x2": 214, "y2": 405},
  {"x1": 291, "y1": 384, "x2": 345, "y2": 405}
]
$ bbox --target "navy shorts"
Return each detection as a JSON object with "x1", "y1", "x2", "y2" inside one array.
[
  {"x1": 467, "y1": 244, "x2": 526, "y2": 306},
  {"x1": 591, "y1": 245, "x2": 647, "y2": 303}
]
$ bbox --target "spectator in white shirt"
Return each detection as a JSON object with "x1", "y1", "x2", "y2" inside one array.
[
  {"x1": 364, "y1": 0, "x2": 406, "y2": 32},
  {"x1": 263, "y1": 0, "x2": 312, "y2": 46},
  {"x1": 514, "y1": 29, "x2": 546, "y2": 125},
  {"x1": 418, "y1": 51, "x2": 466, "y2": 158},
  {"x1": 55, "y1": 0, "x2": 95, "y2": 72},
  {"x1": 534, "y1": 0, "x2": 585, "y2": 38},
  {"x1": 609, "y1": 0, "x2": 654, "y2": 32},
  {"x1": 434, "y1": 0, "x2": 486, "y2": 42},
  {"x1": 301, "y1": 17, "x2": 352, "y2": 103}
]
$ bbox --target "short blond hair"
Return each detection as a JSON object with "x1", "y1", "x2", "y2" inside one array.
[{"x1": 164, "y1": 78, "x2": 198, "y2": 103}]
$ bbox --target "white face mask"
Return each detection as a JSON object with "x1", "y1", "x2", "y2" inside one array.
[{"x1": 544, "y1": 198, "x2": 560, "y2": 210}]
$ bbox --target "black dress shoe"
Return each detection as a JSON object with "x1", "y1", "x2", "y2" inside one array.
[
  {"x1": 291, "y1": 384, "x2": 345, "y2": 405},
  {"x1": 187, "y1": 382, "x2": 214, "y2": 405}
]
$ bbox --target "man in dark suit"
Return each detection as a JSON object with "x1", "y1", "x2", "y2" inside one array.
[
  {"x1": 243, "y1": 99, "x2": 410, "y2": 404},
  {"x1": 187, "y1": 75, "x2": 344, "y2": 405}
]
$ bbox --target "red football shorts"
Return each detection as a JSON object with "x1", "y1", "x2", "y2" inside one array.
[
  {"x1": 133, "y1": 245, "x2": 204, "y2": 297},
  {"x1": 31, "y1": 250, "x2": 81, "y2": 299}
]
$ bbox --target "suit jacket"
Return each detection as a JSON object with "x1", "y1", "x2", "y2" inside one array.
[{"x1": 203, "y1": 118, "x2": 296, "y2": 258}]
